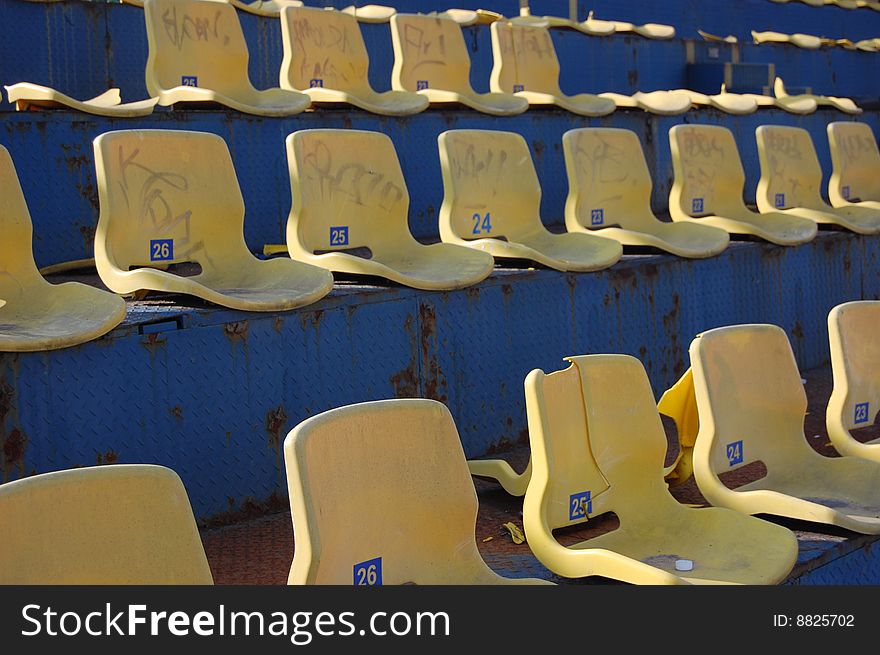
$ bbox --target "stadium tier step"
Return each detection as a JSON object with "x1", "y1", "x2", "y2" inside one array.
[
  {"x1": 438, "y1": 129, "x2": 623, "y2": 272},
  {"x1": 4, "y1": 83, "x2": 157, "y2": 117},
  {"x1": 93, "y1": 129, "x2": 334, "y2": 310},
  {"x1": 284, "y1": 398, "x2": 552, "y2": 585},
  {"x1": 521, "y1": 354, "x2": 798, "y2": 584},
  {"x1": 0, "y1": 465, "x2": 212, "y2": 584},
  {"x1": 828, "y1": 121, "x2": 880, "y2": 210},
  {"x1": 669, "y1": 124, "x2": 818, "y2": 245},
  {"x1": 0, "y1": 145, "x2": 126, "y2": 352}
]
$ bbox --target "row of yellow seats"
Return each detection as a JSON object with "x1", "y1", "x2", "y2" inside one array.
[{"x1": 2, "y1": 300, "x2": 876, "y2": 585}]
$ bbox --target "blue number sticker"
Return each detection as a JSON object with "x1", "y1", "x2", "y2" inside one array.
[
  {"x1": 855, "y1": 402, "x2": 870, "y2": 425},
  {"x1": 330, "y1": 226, "x2": 349, "y2": 246},
  {"x1": 416, "y1": 80, "x2": 429, "y2": 90},
  {"x1": 513, "y1": 84, "x2": 524, "y2": 93},
  {"x1": 181, "y1": 76, "x2": 198, "y2": 87},
  {"x1": 692, "y1": 197, "x2": 704, "y2": 214},
  {"x1": 471, "y1": 212, "x2": 492, "y2": 235},
  {"x1": 842, "y1": 185, "x2": 851, "y2": 200},
  {"x1": 775, "y1": 192, "x2": 785, "y2": 208},
  {"x1": 353, "y1": 557, "x2": 382, "y2": 586},
  {"x1": 309, "y1": 78, "x2": 324, "y2": 88},
  {"x1": 569, "y1": 491, "x2": 591, "y2": 521},
  {"x1": 150, "y1": 239, "x2": 174, "y2": 262},
  {"x1": 591, "y1": 208, "x2": 604, "y2": 226},
  {"x1": 726, "y1": 440, "x2": 744, "y2": 466}
]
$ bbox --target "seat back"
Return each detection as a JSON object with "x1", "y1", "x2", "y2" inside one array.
[
  {"x1": 280, "y1": 6, "x2": 373, "y2": 95},
  {"x1": 563, "y1": 128, "x2": 657, "y2": 232},
  {"x1": 828, "y1": 301, "x2": 880, "y2": 431},
  {"x1": 669, "y1": 124, "x2": 748, "y2": 219},
  {"x1": 438, "y1": 129, "x2": 543, "y2": 242},
  {"x1": 756, "y1": 125, "x2": 825, "y2": 212},
  {"x1": 285, "y1": 399, "x2": 487, "y2": 584},
  {"x1": 144, "y1": 0, "x2": 255, "y2": 97},
  {"x1": 390, "y1": 13, "x2": 474, "y2": 94},
  {"x1": 0, "y1": 464, "x2": 212, "y2": 584},
  {"x1": 286, "y1": 129, "x2": 413, "y2": 259},
  {"x1": 489, "y1": 22, "x2": 562, "y2": 96},
  {"x1": 828, "y1": 122, "x2": 880, "y2": 204},
  {"x1": 0, "y1": 146, "x2": 43, "y2": 297}
]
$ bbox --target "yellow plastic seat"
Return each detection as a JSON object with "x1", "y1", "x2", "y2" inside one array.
[
  {"x1": 669, "y1": 124, "x2": 818, "y2": 245},
  {"x1": 0, "y1": 464, "x2": 213, "y2": 584},
  {"x1": 598, "y1": 90, "x2": 692, "y2": 116},
  {"x1": 756, "y1": 125, "x2": 880, "y2": 234},
  {"x1": 280, "y1": 7, "x2": 427, "y2": 116},
  {"x1": 390, "y1": 13, "x2": 529, "y2": 116},
  {"x1": 143, "y1": 0, "x2": 310, "y2": 116},
  {"x1": 286, "y1": 129, "x2": 494, "y2": 291},
  {"x1": 738, "y1": 90, "x2": 818, "y2": 115},
  {"x1": 562, "y1": 128, "x2": 729, "y2": 258},
  {"x1": 229, "y1": 0, "x2": 302, "y2": 17},
  {"x1": 339, "y1": 5, "x2": 397, "y2": 23},
  {"x1": 4, "y1": 83, "x2": 157, "y2": 117},
  {"x1": 658, "y1": 368, "x2": 701, "y2": 484},
  {"x1": 93, "y1": 129, "x2": 334, "y2": 311},
  {"x1": 827, "y1": 121, "x2": 880, "y2": 210},
  {"x1": 284, "y1": 398, "x2": 552, "y2": 585},
  {"x1": 509, "y1": 12, "x2": 616, "y2": 36},
  {"x1": 489, "y1": 22, "x2": 615, "y2": 117},
  {"x1": 669, "y1": 88, "x2": 758, "y2": 115},
  {"x1": 690, "y1": 323, "x2": 880, "y2": 534},
  {"x1": 608, "y1": 18, "x2": 675, "y2": 39},
  {"x1": 774, "y1": 77, "x2": 861, "y2": 114},
  {"x1": 522, "y1": 354, "x2": 798, "y2": 584},
  {"x1": 752, "y1": 29, "x2": 823, "y2": 49},
  {"x1": 827, "y1": 301, "x2": 880, "y2": 462},
  {"x1": 438, "y1": 129, "x2": 622, "y2": 272},
  {"x1": 0, "y1": 146, "x2": 126, "y2": 352}
]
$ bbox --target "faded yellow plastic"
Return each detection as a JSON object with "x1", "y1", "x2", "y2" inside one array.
[
  {"x1": 756, "y1": 125, "x2": 880, "y2": 234},
  {"x1": 752, "y1": 30, "x2": 823, "y2": 49},
  {"x1": 280, "y1": 7, "x2": 427, "y2": 115},
  {"x1": 0, "y1": 465, "x2": 213, "y2": 584},
  {"x1": 827, "y1": 122, "x2": 880, "y2": 210},
  {"x1": 598, "y1": 90, "x2": 692, "y2": 116},
  {"x1": 287, "y1": 129, "x2": 494, "y2": 290},
  {"x1": 4, "y1": 83, "x2": 157, "y2": 117},
  {"x1": 658, "y1": 367, "x2": 701, "y2": 485},
  {"x1": 739, "y1": 91, "x2": 817, "y2": 114},
  {"x1": 827, "y1": 301, "x2": 880, "y2": 462},
  {"x1": 467, "y1": 458, "x2": 532, "y2": 496},
  {"x1": 143, "y1": 0, "x2": 310, "y2": 116},
  {"x1": 671, "y1": 88, "x2": 757, "y2": 115},
  {"x1": 691, "y1": 324, "x2": 880, "y2": 534},
  {"x1": 489, "y1": 22, "x2": 615, "y2": 117},
  {"x1": 669, "y1": 124, "x2": 818, "y2": 245},
  {"x1": 340, "y1": 4, "x2": 397, "y2": 23},
  {"x1": 229, "y1": 0, "x2": 303, "y2": 17},
  {"x1": 608, "y1": 19, "x2": 675, "y2": 39},
  {"x1": 0, "y1": 145, "x2": 126, "y2": 352},
  {"x1": 563, "y1": 128, "x2": 729, "y2": 258},
  {"x1": 390, "y1": 13, "x2": 528, "y2": 115},
  {"x1": 438, "y1": 129, "x2": 622, "y2": 272},
  {"x1": 94, "y1": 129, "x2": 334, "y2": 310},
  {"x1": 522, "y1": 355, "x2": 798, "y2": 584},
  {"x1": 774, "y1": 77, "x2": 861, "y2": 114},
  {"x1": 285, "y1": 399, "x2": 551, "y2": 585}
]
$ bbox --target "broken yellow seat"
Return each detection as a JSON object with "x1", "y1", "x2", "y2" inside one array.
[
  {"x1": 563, "y1": 128, "x2": 729, "y2": 258},
  {"x1": 438, "y1": 129, "x2": 622, "y2": 272},
  {"x1": 143, "y1": 0, "x2": 310, "y2": 116},
  {"x1": 774, "y1": 77, "x2": 861, "y2": 114},
  {"x1": 4, "y1": 83, "x2": 157, "y2": 117},
  {"x1": 669, "y1": 124, "x2": 818, "y2": 245},
  {"x1": 489, "y1": 22, "x2": 615, "y2": 117},
  {"x1": 598, "y1": 90, "x2": 692, "y2": 116},
  {"x1": 690, "y1": 323, "x2": 880, "y2": 534},
  {"x1": 756, "y1": 125, "x2": 880, "y2": 234},
  {"x1": 93, "y1": 129, "x2": 334, "y2": 311},
  {"x1": 390, "y1": 13, "x2": 528, "y2": 115},
  {"x1": 522, "y1": 354, "x2": 798, "y2": 584},
  {"x1": 828, "y1": 121, "x2": 880, "y2": 210},
  {"x1": 285, "y1": 398, "x2": 551, "y2": 585},
  {"x1": 0, "y1": 464, "x2": 212, "y2": 584},
  {"x1": 827, "y1": 301, "x2": 880, "y2": 462},
  {"x1": 286, "y1": 129, "x2": 494, "y2": 290},
  {"x1": 0, "y1": 145, "x2": 126, "y2": 352},
  {"x1": 280, "y1": 7, "x2": 427, "y2": 116},
  {"x1": 658, "y1": 368, "x2": 701, "y2": 485}
]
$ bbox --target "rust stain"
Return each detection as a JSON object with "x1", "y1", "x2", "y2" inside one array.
[
  {"x1": 169, "y1": 406, "x2": 183, "y2": 420},
  {"x1": 420, "y1": 303, "x2": 448, "y2": 403},
  {"x1": 501, "y1": 284, "x2": 513, "y2": 299},
  {"x1": 96, "y1": 450, "x2": 119, "y2": 465},
  {"x1": 532, "y1": 139, "x2": 545, "y2": 160},
  {"x1": 390, "y1": 315, "x2": 419, "y2": 397},
  {"x1": 140, "y1": 332, "x2": 168, "y2": 352},
  {"x1": 76, "y1": 182, "x2": 100, "y2": 213},
  {"x1": 0, "y1": 379, "x2": 13, "y2": 423},
  {"x1": 661, "y1": 293, "x2": 685, "y2": 378},
  {"x1": 266, "y1": 405, "x2": 288, "y2": 473},
  {"x1": 299, "y1": 310, "x2": 324, "y2": 331},
  {"x1": 273, "y1": 317, "x2": 285, "y2": 333},
  {"x1": 224, "y1": 321, "x2": 249, "y2": 342},
  {"x1": 465, "y1": 287, "x2": 481, "y2": 302},
  {"x1": 843, "y1": 252, "x2": 852, "y2": 274}
]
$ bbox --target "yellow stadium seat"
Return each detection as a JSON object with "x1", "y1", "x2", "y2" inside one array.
[
  {"x1": 467, "y1": 458, "x2": 532, "y2": 496},
  {"x1": 522, "y1": 354, "x2": 798, "y2": 584},
  {"x1": 738, "y1": 91, "x2": 817, "y2": 115},
  {"x1": 598, "y1": 90, "x2": 692, "y2": 116},
  {"x1": 0, "y1": 145, "x2": 126, "y2": 352},
  {"x1": 608, "y1": 18, "x2": 676, "y2": 39},
  {"x1": 280, "y1": 7, "x2": 427, "y2": 115},
  {"x1": 669, "y1": 124, "x2": 818, "y2": 245},
  {"x1": 751, "y1": 29, "x2": 823, "y2": 49},
  {"x1": 228, "y1": 0, "x2": 303, "y2": 18},
  {"x1": 690, "y1": 323, "x2": 880, "y2": 534},
  {"x1": 509, "y1": 12, "x2": 616, "y2": 36},
  {"x1": 658, "y1": 368, "x2": 701, "y2": 484},
  {"x1": 489, "y1": 22, "x2": 615, "y2": 116},
  {"x1": 563, "y1": 128, "x2": 729, "y2": 258},
  {"x1": 756, "y1": 125, "x2": 880, "y2": 234},
  {"x1": 143, "y1": 0, "x2": 310, "y2": 116},
  {"x1": 340, "y1": 4, "x2": 397, "y2": 23},
  {"x1": 774, "y1": 77, "x2": 861, "y2": 114},
  {"x1": 669, "y1": 88, "x2": 757, "y2": 115},
  {"x1": 390, "y1": 13, "x2": 529, "y2": 115},
  {"x1": 286, "y1": 129, "x2": 494, "y2": 290},
  {"x1": 4, "y1": 83, "x2": 157, "y2": 117},
  {"x1": 284, "y1": 398, "x2": 552, "y2": 584},
  {"x1": 827, "y1": 301, "x2": 880, "y2": 462},
  {"x1": 93, "y1": 129, "x2": 334, "y2": 311},
  {"x1": 0, "y1": 464, "x2": 212, "y2": 584},
  {"x1": 827, "y1": 121, "x2": 880, "y2": 210},
  {"x1": 436, "y1": 8, "x2": 480, "y2": 26},
  {"x1": 438, "y1": 129, "x2": 622, "y2": 272}
]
